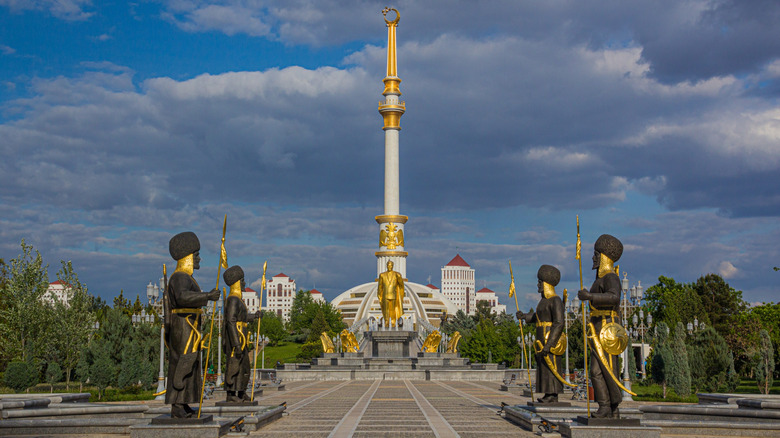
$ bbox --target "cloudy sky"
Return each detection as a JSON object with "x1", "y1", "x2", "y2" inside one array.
[{"x1": 1, "y1": 0, "x2": 779, "y2": 312}]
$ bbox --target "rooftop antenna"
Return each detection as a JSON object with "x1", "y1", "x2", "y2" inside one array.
[{"x1": 427, "y1": 275, "x2": 431, "y2": 284}]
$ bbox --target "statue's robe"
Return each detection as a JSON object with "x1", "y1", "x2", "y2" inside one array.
[
  {"x1": 165, "y1": 271, "x2": 212, "y2": 405},
  {"x1": 524, "y1": 295, "x2": 565, "y2": 395},
  {"x1": 222, "y1": 294, "x2": 256, "y2": 392},
  {"x1": 587, "y1": 272, "x2": 622, "y2": 407}
]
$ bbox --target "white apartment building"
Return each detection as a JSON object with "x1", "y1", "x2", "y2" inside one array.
[
  {"x1": 266, "y1": 273, "x2": 297, "y2": 321},
  {"x1": 242, "y1": 287, "x2": 260, "y2": 314},
  {"x1": 310, "y1": 289, "x2": 325, "y2": 303},
  {"x1": 476, "y1": 287, "x2": 507, "y2": 315},
  {"x1": 44, "y1": 280, "x2": 72, "y2": 307},
  {"x1": 440, "y1": 254, "x2": 476, "y2": 315}
]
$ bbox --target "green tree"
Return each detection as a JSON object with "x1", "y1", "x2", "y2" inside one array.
[
  {"x1": 668, "y1": 322, "x2": 691, "y2": 398},
  {"x1": 288, "y1": 290, "x2": 315, "y2": 334},
  {"x1": 296, "y1": 310, "x2": 332, "y2": 362},
  {"x1": 650, "y1": 322, "x2": 671, "y2": 398},
  {"x1": 723, "y1": 311, "x2": 763, "y2": 377},
  {"x1": 691, "y1": 274, "x2": 746, "y2": 336},
  {"x1": 440, "y1": 310, "x2": 476, "y2": 338},
  {"x1": 131, "y1": 295, "x2": 144, "y2": 315},
  {"x1": 645, "y1": 276, "x2": 707, "y2": 331},
  {"x1": 51, "y1": 261, "x2": 95, "y2": 390},
  {"x1": 117, "y1": 322, "x2": 159, "y2": 389},
  {"x1": 45, "y1": 362, "x2": 62, "y2": 393},
  {"x1": 4, "y1": 361, "x2": 39, "y2": 393},
  {"x1": 688, "y1": 326, "x2": 735, "y2": 392},
  {"x1": 755, "y1": 330, "x2": 775, "y2": 394},
  {"x1": 474, "y1": 300, "x2": 496, "y2": 324},
  {"x1": 460, "y1": 319, "x2": 502, "y2": 363},
  {"x1": 259, "y1": 311, "x2": 286, "y2": 346},
  {"x1": 566, "y1": 318, "x2": 585, "y2": 370},
  {"x1": 749, "y1": 302, "x2": 780, "y2": 375},
  {"x1": 90, "y1": 342, "x2": 116, "y2": 400},
  {"x1": 288, "y1": 290, "x2": 346, "y2": 340},
  {"x1": 0, "y1": 240, "x2": 54, "y2": 365},
  {"x1": 113, "y1": 290, "x2": 131, "y2": 315}
]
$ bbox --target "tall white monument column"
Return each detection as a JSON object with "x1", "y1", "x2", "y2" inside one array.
[{"x1": 376, "y1": 8, "x2": 408, "y2": 278}]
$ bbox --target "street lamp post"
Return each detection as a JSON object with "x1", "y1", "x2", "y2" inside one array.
[
  {"x1": 147, "y1": 278, "x2": 166, "y2": 400},
  {"x1": 215, "y1": 295, "x2": 223, "y2": 387},
  {"x1": 621, "y1": 272, "x2": 634, "y2": 401}
]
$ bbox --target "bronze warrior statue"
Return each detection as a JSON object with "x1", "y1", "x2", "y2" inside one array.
[
  {"x1": 222, "y1": 265, "x2": 260, "y2": 403},
  {"x1": 517, "y1": 265, "x2": 566, "y2": 403},
  {"x1": 577, "y1": 234, "x2": 626, "y2": 418},
  {"x1": 165, "y1": 231, "x2": 220, "y2": 418}
]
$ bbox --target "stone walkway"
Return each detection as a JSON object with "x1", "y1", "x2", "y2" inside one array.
[{"x1": 247, "y1": 379, "x2": 572, "y2": 437}]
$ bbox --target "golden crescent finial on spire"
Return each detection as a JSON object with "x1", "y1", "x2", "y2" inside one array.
[{"x1": 382, "y1": 7, "x2": 400, "y2": 26}]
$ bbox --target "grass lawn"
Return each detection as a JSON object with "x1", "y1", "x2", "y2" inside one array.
[
  {"x1": 629, "y1": 378, "x2": 779, "y2": 403},
  {"x1": 254, "y1": 342, "x2": 304, "y2": 368}
]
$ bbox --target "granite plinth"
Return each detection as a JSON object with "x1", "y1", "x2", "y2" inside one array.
[
  {"x1": 215, "y1": 400, "x2": 258, "y2": 407},
  {"x1": 363, "y1": 330, "x2": 417, "y2": 358},
  {"x1": 528, "y1": 401, "x2": 572, "y2": 407},
  {"x1": 558, "y1": 421, "x2": 660, "y2": 438},
  {"x1": 576, "y1": 416, "x2": 640, "y2": 426},
  {"x1": 1, "y1": 402, "x2": 148, "y2": 419},
  {"x1": 130, "y1": 417, "x2": 236, "y2": 438},
  {"x1": 499, "y1": 384, "x2": 528, "y2": 392},
  {"x1": 640, "y1": 403, "x2": 780, "y2": 422},
  {"x1": 0, "y1": 418, "x2": 148, "y2": 436},
  {"x1": 151, "y1": 414, "x2": 214, "y2": 425}
]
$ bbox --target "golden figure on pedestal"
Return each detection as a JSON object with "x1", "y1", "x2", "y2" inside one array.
[
  {"x1": 320, "y1": 332, "x2": 335, "y2": 354},
  {"x1": 377, "y1": 261, "x2": 405, "y2": 327},
  {"x1": 340, "y1": 329, "x2": 360, "y2": 353},
  {"x1": 421, "y1": 330, "x2": 442, "y2": 353},
  {"x1": 446, "y1": 331, "x2": 462, "y2": 353}
]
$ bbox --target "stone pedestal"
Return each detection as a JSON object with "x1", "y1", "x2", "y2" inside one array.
[
  {"x1": 131, "y1": 415, "x2": 239, "y2": 438},
  {"x1": 363, "y1": 330, "x2": 417, "y2": 358}
]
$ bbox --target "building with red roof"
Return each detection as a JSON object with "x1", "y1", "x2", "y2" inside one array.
[
  {"x1": 476, "y1": 287, "x2": 507, "y2": 315},
  {"x1": 267, "y1": 273, "x2": 297, "y2": 321},
  {"x1": 441, "y1": 254, "x2": 476, "y2": 315}
]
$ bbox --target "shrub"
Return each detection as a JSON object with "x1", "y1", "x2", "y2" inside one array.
[{"x1": 4, "y1": 361, "x2": 39, "y2": 393}]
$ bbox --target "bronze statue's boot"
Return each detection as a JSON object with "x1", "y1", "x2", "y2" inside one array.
[
  {"x1": 239, "y1": 391, "x2": 252, "y2": 401},
  {"x1": 610, "y1": 404, "x2": 620, "y2": 418},
  {"x1": 537, "y1": 394, "x2": 558, "y2": 403},
  {"x1": 593, "y1": 403, "x2": 612, "y2": 418},
  {"x1": 171, "y1": 403, "x2": 191, "y2": 418},
  {"x1": 226, "y1": 391, "x2": 241, "y2": 403},
  {"x1": 182, "y1": 404, "x2": 195, "y2": 416}
]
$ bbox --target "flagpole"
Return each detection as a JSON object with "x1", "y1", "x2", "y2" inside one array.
[
  {"x1": 509, "y1": 261, "x2": 532, "y2": 399},
  {"x1": 250, "y1": 261, "x2": 267, "y2": 402},
  {"x1": 198, "y1": 214, "x2": 228, "y2": 418},
  {"x1": 577, "y1": 215, "x2": 591, "y2": 417}
]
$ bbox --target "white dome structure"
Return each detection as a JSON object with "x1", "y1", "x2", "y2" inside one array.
[{"x1": 332, "y1": 281, "x2": 458, "y2": 329}]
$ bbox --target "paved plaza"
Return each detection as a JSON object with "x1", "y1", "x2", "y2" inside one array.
[{"x1": 239, "y1": 379, "x2": 643, "y2": 437}]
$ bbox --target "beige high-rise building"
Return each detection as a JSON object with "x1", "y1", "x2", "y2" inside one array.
[
  {"x1": 440, "y1": 254, "x2": 476, "y2": 315},
  {"x1": 266, "y1": 273, "x2": 297, "y2": 321}
]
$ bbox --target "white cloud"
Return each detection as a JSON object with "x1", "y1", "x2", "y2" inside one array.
[
  {"x1": 718, "y1": 261, "x2": 739, "y2": 279},
  {"x1": 0, "y1": 0, "x2": 93, "y2": 20}
]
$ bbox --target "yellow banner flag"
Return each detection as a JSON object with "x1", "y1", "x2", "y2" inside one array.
[{"x1": 220, "y1": 240, "x2": 228, "y2": 269}]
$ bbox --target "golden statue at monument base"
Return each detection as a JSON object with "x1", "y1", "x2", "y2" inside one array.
[
  {"x1": 421, "y1": 330, "x2": 442, "y2": 353},
  {"x1": 340, "y1": 329, "x2": 360, "y2": 353},
  {"x1": 377, "y1": 261, "x2": 405, "y2": 328}
]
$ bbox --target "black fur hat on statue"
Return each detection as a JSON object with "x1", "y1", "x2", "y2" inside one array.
[
  {"x1": 537, "y1": 265, "x2": 561, "y2": 286},
  {"x1": 169, "y1": 231, "x2": 200, "y2": 261},
  {"x1": 223, "y1": 266, "x2": 245, "y2": 287},
  {"x1": 594, "y1": 234, "x2": 623, "y2": 262}
]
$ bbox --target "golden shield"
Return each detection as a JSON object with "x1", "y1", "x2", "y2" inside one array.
[
  {"x1": 541, "y1": 331, "x2": 567, "y2": 356},
  {"x1": 599, "y1": 322, "x2": 628, "y2": 355}
]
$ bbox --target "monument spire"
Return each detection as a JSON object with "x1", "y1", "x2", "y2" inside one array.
[{"x1": 376, "y1": 7, "x2": 408, "y2": 278}]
